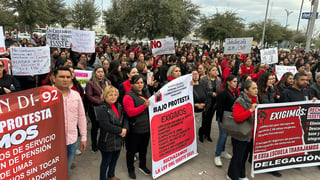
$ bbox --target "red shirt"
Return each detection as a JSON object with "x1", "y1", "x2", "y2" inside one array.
[
  {"x1": 233, "y1": 94, "x2": 258, "y2": 122},
  {"x1": 123, "y1": 79, "x2": 132, "y2": 93},
  {"x1": 240, "y1": 65, "x2": 254, "y2": 76},
  {"x1": 110, "y1": 103, "x2": 119, "y2": 119}
]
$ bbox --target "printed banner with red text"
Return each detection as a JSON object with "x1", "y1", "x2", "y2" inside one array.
[
  {"x1": 148, "y1": 74, "x2": 197, "y2": 179},
  {"x1": 252, "y1": 101, "x2": 320, "y2": 176},
  {"x1": 0, "y1": 86, "x2": 68, "y2": 180}
]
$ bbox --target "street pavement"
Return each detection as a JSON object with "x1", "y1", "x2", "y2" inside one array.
[{"x1": 70, "y1": 116, "x2": 320, "y2": 180}]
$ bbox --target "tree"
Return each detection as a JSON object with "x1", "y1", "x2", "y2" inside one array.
[
  {"x1": 71, "y1": 0, "x2": 100, "y2": 30},
  {"x1": 0, "y1": 7, "x2": 16, "y2": 31},
  {"x1": 40, "y1": 0, "x2": 70, "y2": 27},
  {"x1": 197, "y1": 11, "x2": 245, "y2": 47}
]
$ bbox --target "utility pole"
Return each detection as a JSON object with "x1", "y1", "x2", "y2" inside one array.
[
  {"x1": 305, "y1": 0, "x2": 319, "y2": 52},
  {"x1": 261, "y1": 0, "x2": 270, "y2": 48},
  {"x1": 297, "y1": 0, "x2": 305, "y2": 32}
]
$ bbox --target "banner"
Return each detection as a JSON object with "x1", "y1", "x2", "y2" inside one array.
[
  {"x1": 223, "y1": 37, "x2": 253, "y2": 54},
  {"x1": 10, "y1": 46, "x2": 50, "y2": 76},
  {"x1": 0, "y1": 26, "x2": 5, "y2": 54},
  {"x1": 71, "y1": 30, "x2": 95, "y2": 53},
  {"x1": 46, "y1": 27, "x2": 72, "y2": 48},
  {"x1": 151, "y1": 37, "x2": 175, "y2": 56},
  {"x1": 74, "y1": 69, "x2": 92, "y2": 91},
  {"x1": 260, "y1": 48, "x2": 278, "y2": 65},
  {"x1": 0, "y1": 86, "x2": 68, "y2": 180},
  {"x1": 275, "y1": 65, "x2": 297, "y2": 80},
  {"x1": 149, "y1": 74, "x2": 197, "y2": 179},
  {"x1": 252, "y1": 101, "x2": 320, "y2": 176}
]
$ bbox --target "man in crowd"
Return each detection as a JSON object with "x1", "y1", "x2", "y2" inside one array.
[{"x1": 52, "y1": 67, "x2": 87, "y2": 175}]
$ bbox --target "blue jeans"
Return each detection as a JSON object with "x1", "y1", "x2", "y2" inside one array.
[
  {"x1": 67, "y1": 141, "x2": 77, "y2": 176},
  {"x1": 215, "y1": 118, "x2": 228, "y2": 157},
  {"x1": 100, "y1": 150, "x2": 121, "y2": 180}
]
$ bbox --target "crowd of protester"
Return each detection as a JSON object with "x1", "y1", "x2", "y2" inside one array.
[{"x1": 2, "y1": 31, "x2": 320, "y2": 180}]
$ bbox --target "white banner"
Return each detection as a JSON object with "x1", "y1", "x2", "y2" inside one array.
[
  {"x1": 46, "y1": 27, "x2": 72, "y2": 48},
  {"x1": 151, "y1": 37, "x2": 175, "y2": 56},
  {"x1": 0, "y1": 26, "x2": 5, "y2": 54},
  {"x1": 275, "y1": 65, "x2": 297, "y2": 80},
  {"x1": 10, "y1": 46, "x2": 50, "y2": 75},
  {"x1": 224, "y1": 37, "x2": 253, "y2": 54},
  {"x1": 71, "y1": 30, "x2": 95, "y2": 53},
  {"x1": 260, "y1": 48, "x2": 278, "y2": 65},
  {"x1": 149, "y1": 74, "x2": 197, "y2": 179}
]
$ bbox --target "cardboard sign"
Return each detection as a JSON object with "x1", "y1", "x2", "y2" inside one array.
[
  {"x1": 275, "y1": 65, "x2": 297, "y2": 81},
  {"x1": 252, "y1": 101, "x2": 320, "y2": 176},
  {"x1": 260, "y1": 48, "x2": 278, "y2": 65},
  {"x1": 71, "y1": 30, "x2": 95, "y2": 53},
  {"x1": 224, "y1": 37, "x2": 253, "y2": 54},
  {"x1": 151, "y1": 37, "x2": 175, "y2": 56},
  {"x1": 149, "y1": 74, "x2": 197, "y2": 179},
  {"x1": 46, "y1": 27, "x2": 72, "y2": 48},
  {"x1": 10, "y1": 46, "x2": 50, "y2": 76},
  {"x1": 0, "y1": 26, "x2": 5, "y2": 54},
  {"x1": 0, "y1": 86, "x2": 68, "y2": 180}
]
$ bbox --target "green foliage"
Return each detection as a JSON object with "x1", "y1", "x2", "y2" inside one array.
[
  {"x1": 197, "y1": 11, "x2": 245, "y2": 46},
  {"x1": 104, "y1": 0, "x2": 199, "y2": 40},
  {"x1": 293, "y1": 32, "x2": 307, "y2": 44},
  {"x1": 0, "y1": 7, "x2": 16, "y2": 31},
  {"x1": 71, "y1": 0, "x2": 100, "y2": 30}
]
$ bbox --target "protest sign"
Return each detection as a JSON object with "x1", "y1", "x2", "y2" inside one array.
[
  {"x1": 10, "y1": 46, "x2": 50, "y2": 76},
  {"x1": 0, "y1": 26, "x2": 5, "y2": 54},
  {"x1": 0, "y1": 58, "x2": 11, "y2": 75},
  {"x1": 0, "y1": 86, "x2": 68, "y2": 180},
  {"x1": 74, "y1": 69, "x2": 92, "y2": 91},
  {"x1": 275, "y1": 65, "x2": 297, "y2": 80},
  {"x1": 151, "y1": 37, "x2": 175, "y2": 56},
  {"x1": 224, "y1": 37, "x2": 253, "y2": 54},
  {"x1": 260, "y1": 48, "x2": 278, "y2": 65},
  {"x1": 149, "y1": 74, "x2": 197, "y2": 179},
  {"x1": 252, "y1": 101, "x2": 320, "y2": 177},
  {"x1": 71, "y1": 30, "x2": 95, "y2": 53},
  {"x1": 46, "y1": 27, "x2": 72, "y2": 48}
]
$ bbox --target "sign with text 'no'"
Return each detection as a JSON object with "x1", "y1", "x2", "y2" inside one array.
[{"x1": 151, "y1": 37, "x2": 175, "y2": 56}]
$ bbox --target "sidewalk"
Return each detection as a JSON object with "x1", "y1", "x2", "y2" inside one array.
[{"x1": 70, "y1": 118, "x2": 320, "y2": 180}]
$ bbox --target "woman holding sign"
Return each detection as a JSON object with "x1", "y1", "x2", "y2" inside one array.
[{"x1": 96, "y1": 86, "x2": 128, "y2": 180}]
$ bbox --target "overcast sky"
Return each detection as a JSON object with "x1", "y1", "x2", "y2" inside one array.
[{"x1": 66, "y1": 0, "x2": 317, "y2": 31}]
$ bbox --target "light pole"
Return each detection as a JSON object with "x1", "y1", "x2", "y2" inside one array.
[
  {"x1": 261, "y1": 0, "x2": 270, "y2": 48},
  {"x1": 285, "y1": 9, "x2": 294, "y2": 29},
  {"x1": 297, "y1": 0, "x2": 305, "y2": 32},
  {"x1": 306, "y1": 0, "x2": 319, "y2": 52}
]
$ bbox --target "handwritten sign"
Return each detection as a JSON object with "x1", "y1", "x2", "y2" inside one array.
[
  {"x1": 71, "y1": 30, "x2": 95, "y2": 53},
  {"x1": 260, "y1": 48, "x2": 278, "y2": 65},
  {"x1": 151, "y1": 37, "x2": 175, "y2": 56},
  {"x1": 10, "y1": 46, "x2": 50, "y2": 76},
  {"x1": 224, "y1": 37, "x2": 253, "y2": 54},
  {"x1": 46, "y1": 27, "x2": 72, "y2": 48},
  {"x1": 0, "y1": 26, "x2": 5, "y2": 54},
  {"x1": 275, "y1": 65, "x2": 297, "y2": 80}
]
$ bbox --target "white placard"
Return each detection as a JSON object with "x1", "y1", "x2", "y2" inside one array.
[
  {"x1": 151, "y1": 37, "x2": 175, "y2": 56},
  {"x1": 260, "y1": 48, "x2": 278, "y2": 65},
  {"x1": 10, "y1": 46, "x2": 50, "y2": 75},
  {"x1": 224, "y1": 37, "x2": 253, "y2": 54},
  {"x1": 71, "y1": 30, "x2": 95, "y2": 53},
  {"x1": 149, "y1": 74, "x2": 197, "y2": 179},
  {"x1": 275, "y1": 65, "x2": 297, "y2": 80},
  {"x1": 46, "y1": 27, "x2": 72, "y2": 48},
  {"x1": 0, "y1": 26, "x2": 5, "y2": 54},
  {"x1": 74, "y1": 69, "x2": 92, "y2": 91}
]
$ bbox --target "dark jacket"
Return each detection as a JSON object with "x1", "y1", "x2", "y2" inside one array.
[
  {"x1": 258, "y1": 86, "x2": 275, "y2": 104},
  {"x1": 193, "y1": 83, "x2": 208, "y2": 113},
  {"x1": 280, "y1": 86, "x2": 313, "y2": 102},
  {"x1": 96, "y1": 102, "x2": 129, "y2": 152},
  {"x1": 308, "y1": 83, "x2": 320, "y2": 99},
  {"x1": 0, "y1": 74, "x2": 21, "y2": 95},
  {"x1": 200, "y1": 76, "x2": 222, "y2": 110},
  {"x1": 216, "y1": 88, "x2": 239, "y2": 121},
  {"x1": 85, "y1": 79, "x2": 109, "y2": 106}
]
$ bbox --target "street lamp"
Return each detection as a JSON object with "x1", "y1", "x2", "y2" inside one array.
[{"x1": 285, "y1": 9, "x2": 294, "y2": 29}]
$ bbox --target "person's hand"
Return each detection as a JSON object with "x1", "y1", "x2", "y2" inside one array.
[
  {"x1": 144, "y1": 100, "x2": 150, "y2": 107},
  {"x1": 250, "y1": 103, "x2": 258, "y2": 112},
  {"x1": 276, "y1": 95, "x2": 280, "y2": 99},
  {"x1": 3, "y1": 87, "x2": 11, "y2": 94},
  {"x1": 312, "y1": 97, "x2": 318, "y2": 102},
  {"x1": 200, "y1": 103, "x2": 206, "y2": 109},
  {"x1": 212, "y1": 92, "x2": 217, "y2": 97},
  {"x1": 80, "y1": 141, "x2": 87, "y2": 152},
  {"x1": 153, "y1": 81, "x2": 159, "y2": 88},
  {"x1": 120, "y1": 128, "x2": 127, "y2": 137}
]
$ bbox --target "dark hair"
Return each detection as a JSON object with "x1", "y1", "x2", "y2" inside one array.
[
  {"x1": 241, "y1": 74, "x2": 251, "y2": 83},
  {"x1": 53, "y1": 67, "x2": 72, "y2": 77},
  {"x1": 278, "y1": 72, "x2": 293, "y2": 87},
  {"x1": 221, "y1": 74, "x2": 237, "y2": 91},
  {"x1": 294, "y1": 71, "x2": 307, "y2": 80},
  {"x1": 130, "y1": 74, "x2": 143, "y2": 84},
  {"x1": 242, "y1": 80, "x2": 255, "y2": 91},
  {"x1": 0, "y1": 60, "x2": 7, "y2": 74},
  {"x1": 257, "y1": 72, "x2": 273, "y2": 100}
]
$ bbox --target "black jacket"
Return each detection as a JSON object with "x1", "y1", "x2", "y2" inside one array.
[
  {"x1": 308, "y1": 83, "x2": 320, "y2": 99},
  {"x1": 95, "y1": 102, "x2": 129, "y2": 152},
  {"x1": 0, "y1": 74, "x2": 21, "y2": 95},
  {"x1": 280, "y1": 86, "x2": 313, "y2": 102},
  {"x1": 193, "y1": 83, "x2": 208, "y2": 112},
  {"x1": 216, "y1": 88, "x2": 239, "y2": 121}
]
